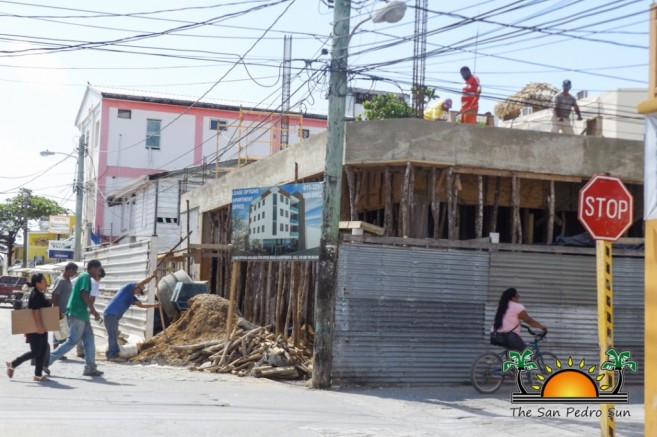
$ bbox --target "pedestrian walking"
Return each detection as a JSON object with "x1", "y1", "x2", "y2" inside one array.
[
  {"x1": 103, "y1": 272, "x2": 160, "y2": 361},
  {"x1": 75, "y1": 267, "x2": 105, "y2": 359},
  {"x1": 48, "y1": 260, "x2": 104, "y2": 377},
  {"x1": 460, "y1": 66, "x2": 481, "y2": 124},
  {"x1": 552, "y1": 79, "x2": 582, "y2": 134},
  {"x1": 51, "y1": 262, "x2": 78, "y2": 358},
  {"x1": 6, "y1": 274, "x2": 52, "y2": 382}
]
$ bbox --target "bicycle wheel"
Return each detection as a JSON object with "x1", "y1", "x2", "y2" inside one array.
[
  {"x1": 525, "y1": 352, "x2": 559, "y2": 388},
  {"x1": 471, "y1": 352, "x2": 506, "y2": 394}
]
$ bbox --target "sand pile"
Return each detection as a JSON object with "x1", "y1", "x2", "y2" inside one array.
[
  {"x1": 133, "y1": 294, "x2": 235, "y2": 366},
  {"x1": 132, "y1": 293, "x2": 312, "y2": 380}
]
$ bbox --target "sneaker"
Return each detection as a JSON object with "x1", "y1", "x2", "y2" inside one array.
[
  {"x1": 6, "y1": 362, "x2": 14, "y2": 379},
  {"x1": 82, "y1": 369, "x2": 104, "y2": 377},
  {"x1": 77, "y1": 353, "x2": 85, "y2": 358},
  {"x1": 43, "y1": 367, "x2": 51, "y2": 376},
  {"x1": 33, "y1": 375, "x2": 49, "y2": 382}
]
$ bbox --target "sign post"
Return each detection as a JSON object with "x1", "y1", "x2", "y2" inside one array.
[{"x1": 578, "y1": 174, "x2": 634, "y2": 437}]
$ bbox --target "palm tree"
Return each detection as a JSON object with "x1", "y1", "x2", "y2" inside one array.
[
  {"x1": 600, "y1": 348, "x2": 637, "y2": 394},
  {"x1": 503, "y1": 348, "x2": 538, "y2": 394}
]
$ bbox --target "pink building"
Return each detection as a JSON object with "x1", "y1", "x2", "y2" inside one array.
[{"x1": 75, "y1": 85, "x2": 327, "y2": 242}]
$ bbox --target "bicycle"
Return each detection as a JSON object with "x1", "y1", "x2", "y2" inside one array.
[{"x1": 470, "y1": 325, "x2": 557, "y2": 394}]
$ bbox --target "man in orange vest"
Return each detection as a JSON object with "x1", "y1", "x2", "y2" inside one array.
[{"x1": 460, "y1": 66, "x2": 481, "y2": 124}]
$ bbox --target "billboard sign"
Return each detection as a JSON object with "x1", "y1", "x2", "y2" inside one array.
[
  {"x1": 49, "y1": 215, "x2": 74, "y2": 235},
  {"x1": 231, "y1": 182, "x2": 323, "y2": 260}
]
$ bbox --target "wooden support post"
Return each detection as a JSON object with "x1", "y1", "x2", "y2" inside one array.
[
  {"x1": 408, "y1": 163, "x2": 415, "y2": 238},
  {"x1": 430, "y1": 168, "x2": 440, "y2": 239},
  {"x1": 476, "y1": 175, "x2": 484, "y2": 239},
  {"x1": 491, "y1": 176, "x2": 500, "y2": 234},
  {"x1": 384, "y1": 167, "x2": 393, "y2": 236},
  {"x1": 454, "y1": 174, "x2": 461, "y2": 239},
  {"x1": 284, "y1": 263, "x2": 296, "y2": 340},
  {"x1": 294, "y1": 262, "x2": 305, "y2": 347},
  {"x1": 547, "y1": 180, "x2": 555, "y2": 244},
  {"x1": 346, "y1": 166, "x2": 358, "y2": 221},
  {"x1": 447, "y1": 167, "x2": 455, "y2": 240},
  {"x1": 400, "y1": 163, "x2": 411, "y2": 238},
  {"x1": 244, "y1": 261, "x2": 254, "y2": 321},
  {"x1": 275, "y1": 262, "x2": 285, "y2": 335},
  {"x1": 264, "y1": 261, "x2": 273, "y2": 326},
  {"x1": 226, "y1": 261, "x2": 240, "y2": 336},
  {"x1": 512, "y1": 173, "x2": 522, "y2": 244},
  {"x1": 355, "y1": 169, "x2": 362, "y2": 220}
]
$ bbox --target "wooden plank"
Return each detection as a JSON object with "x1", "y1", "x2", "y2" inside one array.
[
  {"x1": 275, "y1": 262, "x2": 285, "y2": 335},
  {"x1": 400, "y1": 162, "x2": 411, "y2": 238},
  {"x1": 339, "y1": 221, "x2": 385, "y2": 236},
  {"x1": 189, "y1": 243, "x2": 232, "y2": 251},
  {"x1": 491, "y1": 176, "x2": 500, "y2": 234},
  {"x1": 512, "y1": 173, "x2": 521, "y2": 244},
  {"x1": 341, "y1": 234, "x2": 644, "y2": 257}
]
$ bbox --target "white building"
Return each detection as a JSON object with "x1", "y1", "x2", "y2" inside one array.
[
  {"x1": 75, "y1": 85, "x2": 327, "y2": 244},
  {"x1": 248, "y1": 187, "x2": 304, "y2": 255},
  {"x1": 497, "y1": 88, "x2": 645, "y2": 141}
]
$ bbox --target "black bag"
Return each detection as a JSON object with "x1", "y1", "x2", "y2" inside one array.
[{"x1": 490, "y1": 331, "x2": 507, "y2": 346}]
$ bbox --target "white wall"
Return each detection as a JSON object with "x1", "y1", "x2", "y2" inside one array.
[{"x1": 106, "y1": 107, "x2": 196, "y2": 170}]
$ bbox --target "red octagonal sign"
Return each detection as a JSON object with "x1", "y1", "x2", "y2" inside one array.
[{"x1": 578, "y1": 175, "x2": 634, "y2": 241}]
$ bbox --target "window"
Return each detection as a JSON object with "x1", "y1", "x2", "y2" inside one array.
[
  {"x1": 280, "y1": 223, "x2": 284, "y2": 231},
  {"x1": 262, "y1": 211, "x2": 265, "y2": 219},
  {"x1": 285, "y1": 197, "x2": 289, "y2": 205},
  {"x1": 301, "y1": 128, "x2": 310, "y2": 139},
  {"x1": 146, "y1": 119, "x2": 161, "y2": 149},
  {"x1": 279, "y1": 194, "x2": 284, "y2": 202},
  {"x1": 118, "y1": 109, "x2": 132, "y2": 119},
  {"x1": 280, "y1": 208, "x2": 284, "y2": 217},
  {"x1": 285, "y1": 210, "x2": 288, "y2": 218},
  {"x1": 210, "y1": 119, "x2": 227, "y2": 131},
  {"x1": 285, "y1": 224, "x2": 289, "y2": 232}
]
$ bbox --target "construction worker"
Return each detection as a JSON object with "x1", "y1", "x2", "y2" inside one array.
[
  {"x1": 424, "y1": 98, "x2": 453, "y2": 121},
  {"x1": 552, "y1": 79, "x2": 582, "y2": 134},
  {"x1": 460, "y1": 66, "x2": 481, "y2": 124}
]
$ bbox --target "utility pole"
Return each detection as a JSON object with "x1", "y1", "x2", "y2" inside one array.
[
  {"x1": 21, "y1": 188, "x2": 31, "y2": 268},
  {"x1": 74, "y1": 135, "x2": 85, "y2": 261},
  {"x1": 312, "y1": 0, "x2": 351, "y2": 389}
]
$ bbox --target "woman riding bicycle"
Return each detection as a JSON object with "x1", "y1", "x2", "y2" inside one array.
[{"x1": 492, "y1": 287, "x2": 547, "y2": 351}]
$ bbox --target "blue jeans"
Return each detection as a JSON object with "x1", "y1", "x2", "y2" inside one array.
[
  {"x1": 49, "y1": 316, "x2": 97, "y2": 373},
  {"x1": 104, "y1": 314, "x2": 121, "y2": 359}
]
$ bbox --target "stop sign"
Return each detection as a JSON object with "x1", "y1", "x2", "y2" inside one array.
[{"x1": 578, "y1": 175, "x2": 634, "y2": 241}]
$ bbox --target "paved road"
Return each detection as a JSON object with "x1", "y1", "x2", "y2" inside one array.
[{"x1": 0, "y1": 306, "x2": 645, "y2": 436}]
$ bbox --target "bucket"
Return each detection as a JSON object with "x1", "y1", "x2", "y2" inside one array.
[{"x1": 118, "y1": 344, "x2": 139, "y2": 359}]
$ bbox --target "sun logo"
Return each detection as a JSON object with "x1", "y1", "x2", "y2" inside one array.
[{"x1": 506, "y1": 348, "x2": 637, "y2": 404}]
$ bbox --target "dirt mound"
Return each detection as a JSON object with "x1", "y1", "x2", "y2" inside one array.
[
  {"x1": 133, "y1": 294, "x2": 235, "y2": 365},
  {"x1": 132, "y1": 293, "x2": 312, "y2": 380}
]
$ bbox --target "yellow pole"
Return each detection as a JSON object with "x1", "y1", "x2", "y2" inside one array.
[
  {"x1": 644, "y1": 5, "x2": 657, "y2": 436},
  {"x1": 597, "y1": 240, "x2": 615, "y2": 437}
]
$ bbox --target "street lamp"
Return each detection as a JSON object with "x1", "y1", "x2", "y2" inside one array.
[
  {"x1": 40, "y1": 136, "x2": 86, "y2": 261},
  {"x1": 313, "y1": 0, "x2": 407, "y2": 389}
]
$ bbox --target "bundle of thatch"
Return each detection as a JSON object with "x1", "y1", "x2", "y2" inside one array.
[{"x1": 494, "y1": 82, "x2": 558, "y2": 121}]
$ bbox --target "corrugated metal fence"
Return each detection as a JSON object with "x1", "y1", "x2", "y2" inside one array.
[
  {"x1": 333, "y1": 243, "x2": 644, "y2": 386},
  {"x1": 83, "y1": 237, "x2": 158, "y2": 342}
]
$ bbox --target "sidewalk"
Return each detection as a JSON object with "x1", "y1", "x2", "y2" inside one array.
[{"x1": 0, "y1": 305, "x2": 645, "y2": 437}]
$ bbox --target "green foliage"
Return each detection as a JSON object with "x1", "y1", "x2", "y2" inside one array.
[
  {"x1": 503, "y1": 348, "x2": 537, "y2": 372},
  {"x1": 0, "y1": 192, "x2": 66, "y2": 265},
  {"x1": 357, "y1": 93, "x2": 414, "y2": 120}
]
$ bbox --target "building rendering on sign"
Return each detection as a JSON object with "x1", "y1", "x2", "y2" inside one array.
[{"x1": 248, "y1": 187, "x2": 305, "y2": 255}]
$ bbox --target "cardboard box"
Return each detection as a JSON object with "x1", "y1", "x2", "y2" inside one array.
[{"x1": 11, "y1": 307, "x2": 60, "y2": 334}]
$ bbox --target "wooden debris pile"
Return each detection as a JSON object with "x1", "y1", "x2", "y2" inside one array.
[
  {"x1": 132, "y1": 293, "x2": 311, "y2": 380},
  {"x1": 494, "y1": 82, "x2": 558, "y2": 121},
  {"x1": 182, "y1": 325, "x2": 311, "y2": 379}
]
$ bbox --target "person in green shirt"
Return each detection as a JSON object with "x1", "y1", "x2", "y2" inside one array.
[{"x1": 48, "y1": 259, "x2": 104, "y2": 377}]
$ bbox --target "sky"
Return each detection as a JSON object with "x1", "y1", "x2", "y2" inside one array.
[{"x1": 0, "y1": 0, "x2": 652, "y2": 215}]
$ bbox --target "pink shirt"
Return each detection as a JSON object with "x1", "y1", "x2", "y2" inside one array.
[{"x1": 500, "y1": 301, "x2": 525, "y2": 334}]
